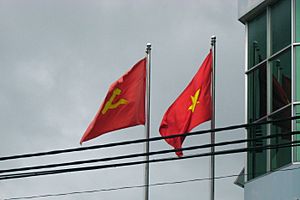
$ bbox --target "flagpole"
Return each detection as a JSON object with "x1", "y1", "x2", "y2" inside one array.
[
  {"x1": 145, "y1": 43, "x2": 151, "y2": 200},
  {"x1": 210, "y1": 36, "x2": 216, "y2": 200}
]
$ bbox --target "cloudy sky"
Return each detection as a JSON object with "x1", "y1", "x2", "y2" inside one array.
[{"x1": 0, "y1": 1, "x2": 245, "y2": 199}]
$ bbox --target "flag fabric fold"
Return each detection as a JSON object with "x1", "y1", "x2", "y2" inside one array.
[
  {"x1": 80, "y1": 58, "x2": 146, "y2": 144},
  {"x1": 159, "y1": 50, "x2": 212, "y2": 157}
]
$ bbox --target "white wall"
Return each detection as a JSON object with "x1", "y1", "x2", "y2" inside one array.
[
  {"x1": 238, "y1": 0, "x2": 265, "y2": 18},
  {"x1": 245, "y1": 164, "x2": 300, "y2": 200}
]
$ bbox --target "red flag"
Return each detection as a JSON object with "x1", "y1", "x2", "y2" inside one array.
[
  {"x1": 159, "y1": 51, "x2": 212, "y2": 156},
  {"x1": 80, "y1": 58, "x2": 146, "y2": 144}
]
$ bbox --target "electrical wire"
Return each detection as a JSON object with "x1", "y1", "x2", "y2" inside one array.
[
  {"x1": 4, "y1": 164, "x2": 300, "y2": 200},
  {"x1": 1, "y1": 140, "x2": 299, "y2": 181},
  {"x1": 0, "y1": 131, "x2": 298, "y2": 175},
  {"x1": 2, "y1": 176, "x2": 239, "y2": 200},
  {"x1": 1, "y1": 117, "x2": 299, "y2": 198},
  {"x1": 0, "y1": 116, "x2": 299, "y2": 162}
]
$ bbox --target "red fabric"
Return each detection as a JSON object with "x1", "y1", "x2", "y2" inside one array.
[
  {"x1": 159, "y1": 51, "x2": 212, "y2": 156},
  {"x1": 80, "y1": 58, "x2": 146, "y2": 144}
]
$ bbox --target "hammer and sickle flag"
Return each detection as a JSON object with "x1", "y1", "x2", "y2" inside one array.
[
  {"x1": 159, "y1": 50, "x2": 212, "y2": 157},
  {"x1": 80, "y1": 58, "x2": 146, "y2": 144}
]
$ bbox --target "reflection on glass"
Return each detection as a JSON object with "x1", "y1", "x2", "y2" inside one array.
[
  {"x1": 296, "y1": 47, "x2": 300, "y2": 101},
  {"x1": 295, "y1": 105, "x2": 300, "y2": 162},
  {"x1": 296, "y1": 0, "x2": 300, "y2": 42},
  {"x1": 271, "y1": 0, "x2": 291, "y2": 54},
  {"x1": 248, "y1": 12, "x2": 267, "y2": 69},
  {"x1": 248, "y1": 64, "x2": 267, "y2": 122},
  {"x1": 247, "y1": 121, "x2": 267, "y2": 180},
  {"x1": 270, "y1": 106, "x2": 291, "y2": 170},
  {"x1": 271, "y1": 50, "x2": 291, "y2": 112}
]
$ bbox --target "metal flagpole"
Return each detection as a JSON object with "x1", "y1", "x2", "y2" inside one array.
[
  {"x1": 145, "y1": 43, "x2": 151, "y2": 200},
  {"x1": 210, "y1": 36, "x2": 216, "y2": 200}
]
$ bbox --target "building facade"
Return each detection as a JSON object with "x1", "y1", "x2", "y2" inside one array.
[{"x1": 238, "y1": 0, "x2": 300, "y2": 199}]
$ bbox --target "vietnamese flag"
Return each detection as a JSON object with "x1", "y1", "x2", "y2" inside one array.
[
  {"x1": 159, "y1": 50, "x2": 212, "y2": 156},
  {"x1": 80, "y1": 58, "x2": 146, "y2": 144}
]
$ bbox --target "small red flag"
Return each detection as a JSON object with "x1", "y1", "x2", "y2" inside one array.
[
  {"x1": 80, "y1": 58, "x2": 146, "y2": 144},
  {"x1": 159, "y1": 51, "x2": 212, "y2": 156}
]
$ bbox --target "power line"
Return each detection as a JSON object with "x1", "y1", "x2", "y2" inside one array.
[
  {"x1": 2, "y1": 176, "x2": 238, "y2": 200},
  {"x1": 0, "y1": 131, "x2": 298, "y2": 175},
  {"x1": 4, "y1": 164, "x2": 300, "y2": 200},
  {"x1": 0, "y1": 116, "x2": 299, "y2": 162},
  {"x1": 1, "y1": 141, "x2": 299, "y2": 181}
]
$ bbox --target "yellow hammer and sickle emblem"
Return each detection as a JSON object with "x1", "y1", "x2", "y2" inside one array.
[
  {"x1": 101, "y1": 88, "x2": 128, "y2": 115},
  {"x1": 188, "y1": 89, "x2": 200, "y2": 113}
]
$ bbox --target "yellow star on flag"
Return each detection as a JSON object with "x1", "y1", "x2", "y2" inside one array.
[{"x1": 188, "y1": 89, "x2": 200, "y2": 112}]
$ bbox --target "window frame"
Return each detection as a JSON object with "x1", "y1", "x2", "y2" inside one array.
[{"x1": 246, "y1": 0, "x2": 294, "y2": 181}]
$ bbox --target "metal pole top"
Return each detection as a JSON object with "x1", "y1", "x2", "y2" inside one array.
[
  {"x1": 211, "y1": 36, "x2": 216, "y2": 45},
  {"x1": 146, "y1": 43, "x2": 152, "y2": 53}
]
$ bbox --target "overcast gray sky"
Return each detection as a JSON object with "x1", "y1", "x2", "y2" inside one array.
[{"x1": 0, "y1": 1, "x2": 245, "y2": 199}]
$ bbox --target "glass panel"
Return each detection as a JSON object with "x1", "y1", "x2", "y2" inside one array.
[
  {"x1": 270, "y1": 106, "x2": 292, "y2": 170},
  {"x1": 271, "y1": 49, "x2": 291, "y2": 112},
  {"x1": 296, "y1": 0, "x2": 300, "y2": 42},
  {"x1": 247, "y1": 121, "x2": 267, "y2": 180},
  {"x1": 295, "y1": 105, "x2": 300, "y2": 162},
  {"x1": 248, "y1": 64, "x2": 267, "y2": 122},
  {"x1": 248, "y1": 12, "x2": 267, "y2": 69},
  {"x1": 271, "y1": 0, "x2": 291, "y2": 54},
  {"x1": 296, "y1": 46, "x2": 300, "y2": 101}
]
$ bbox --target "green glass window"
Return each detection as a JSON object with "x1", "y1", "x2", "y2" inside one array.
[
  {"x1": 270, "y1": 49, "x2": 291, "y2": 112},
  {"x1": 247, "y1": 64, "x2": 267, "y2": 180},
  {"x1": 248, "y1": 12, "x2": 267, "y2": 69},
  {"x1": 295, "y1": 105, "x2": 300, "y2": 162},
  {"x1": 246, "y1": 0, "x2": 294, "y2": 180},
  {"x1": 296, "y1": 46, "x2": 300, "y2": 101},
  {"x1": 248, "y1": 64, "x2": 267, "y2": 122},
  {"x1": 270, "y1": 106, "x2": 291, "y2": 170},
  {"x1": 248, "y1": 121, "x2": 267, "y2": 180},
  {"x1": 296, "y1": 0, "x2": 300, "y2": 42},
  {"x1": 270, "y1": 0, "x2": 291, "y2": 54}
]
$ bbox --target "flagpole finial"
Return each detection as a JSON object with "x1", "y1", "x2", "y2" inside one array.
[
  {"x1": 211, "y1": 36, "x2": 216, "y2": 46},
  {"x1": 146, "y1": 43, "x2": 152, "y2": 54}
]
